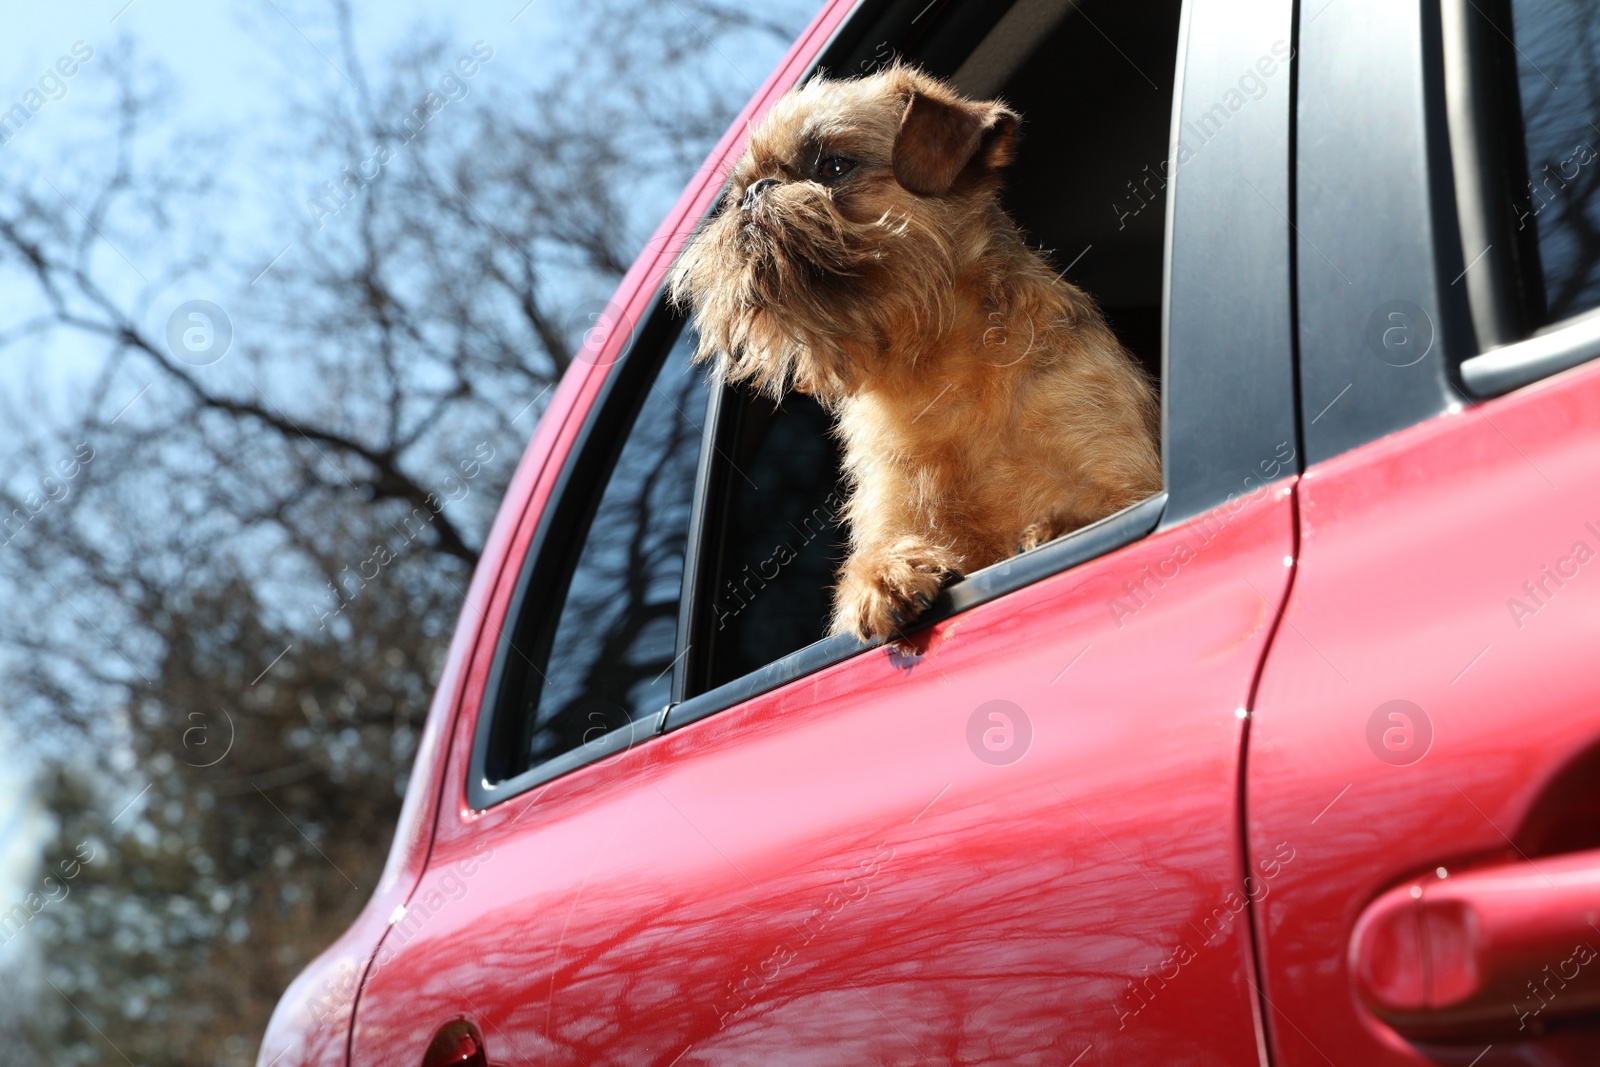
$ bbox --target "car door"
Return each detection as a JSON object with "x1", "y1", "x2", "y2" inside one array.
[
  {"x1": 348, "y1": 0, "x2": 1299, "y2": 1064},
  {"x1": 1246, "y1": 1, "x2": 1600, "y2": 1064}
]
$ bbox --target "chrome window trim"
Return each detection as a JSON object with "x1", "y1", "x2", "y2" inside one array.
[{"x1": 1461, "y1": 305, "x2": 1600, "y2": 397}]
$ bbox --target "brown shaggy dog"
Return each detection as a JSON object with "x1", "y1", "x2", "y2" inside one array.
[{"x1": 669, "y1": 64, "x2": 1161, "y2": 644}]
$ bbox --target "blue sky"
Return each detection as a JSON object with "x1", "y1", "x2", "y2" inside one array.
[{"x1": 0, "y1": 0, "x2": 569, "y2": 409}]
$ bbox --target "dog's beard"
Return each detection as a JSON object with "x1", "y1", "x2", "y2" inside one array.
[
  {"x1": 670, "y1": 185, "x2": 959, "y2": 401},
  {"x1": 738, "y1": 193, "x2": 867, "y2": 289}
]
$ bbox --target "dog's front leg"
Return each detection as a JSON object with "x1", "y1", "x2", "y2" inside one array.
[
  {"x1": 1016, "y1": 514, "x2": 1071, "y2": 554},
  {"x1": 1014, "y1": 501, "x2": 1117, "y2": 553},
  {"x1": 831, "y1": 534, "x2": 961, "y2": 645}
]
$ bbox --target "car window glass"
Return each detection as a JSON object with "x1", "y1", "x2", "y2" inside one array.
[
  {"x1": 489, "y1": 327, "x2": 706, "y2": 780},
  {"x1": 1508, "y1": 0, "x2": 1600, "y2": 323}
]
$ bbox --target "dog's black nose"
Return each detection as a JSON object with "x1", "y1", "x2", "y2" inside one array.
[{"x1": 741, "y1": 177, "x2": 781, "y2": 211}]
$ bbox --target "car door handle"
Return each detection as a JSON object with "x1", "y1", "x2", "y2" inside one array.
[
  {"x1": 421, "y1": 1021, "x2": 489, "y2": 1067},
  {"x1": 1350, "y1": 847, "x2": 1600, "y2": 1039}
]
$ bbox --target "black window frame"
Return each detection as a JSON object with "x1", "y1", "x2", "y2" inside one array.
[
  {"x1": 466, "y1": 300, "x2": 707, "y2": 810},
  {"x1": 467, "y1": 0, "x2": 1300, "y2": 807}
]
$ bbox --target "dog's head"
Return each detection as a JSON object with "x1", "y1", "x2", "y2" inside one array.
[{"x1": 667, "y1": 64, "x2": 1018, "y2": 400}]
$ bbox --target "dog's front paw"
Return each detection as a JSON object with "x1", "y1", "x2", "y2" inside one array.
[
  {"x1": 833, "y1": 539, "x2": 960, "y2": 644},
  {"x1": 1016, "y1": 518, "x2": 1061, "y2": 554},
  {"x1": 1017, "y1": 513, "x2": 1084, "y2": 554}
]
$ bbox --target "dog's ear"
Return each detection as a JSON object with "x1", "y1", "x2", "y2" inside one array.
[{"x1": 892, "y1": 89, "x2": 1018, "y2": 196}]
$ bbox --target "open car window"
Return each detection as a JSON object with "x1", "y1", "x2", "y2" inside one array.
[
  {"x1": 680, "y1": 0, "x2": 1183, "y2": 705},
  {"x1": 696, "y1": 392, "x2": 846, "y2": 693},
  {"x1": 470, "y1": 0, "x2": 1300, "y2": 798}
]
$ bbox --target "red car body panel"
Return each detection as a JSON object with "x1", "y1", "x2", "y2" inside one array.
[
  {"x1": 1247, "y1": 359, "x2": 1600, "y2": 1064},
  {"x1": 350, "y1": 486, "x2": 1296, "y2": 1067}
]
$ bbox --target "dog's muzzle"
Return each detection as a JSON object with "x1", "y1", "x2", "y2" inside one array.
[{"x1": 740, "y1": 177, "x2": 780, "y2": 213}]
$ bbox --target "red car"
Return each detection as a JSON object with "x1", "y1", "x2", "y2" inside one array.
[{"x1": 259, "y1": 0, "x2": 1600, "y2": 1063}]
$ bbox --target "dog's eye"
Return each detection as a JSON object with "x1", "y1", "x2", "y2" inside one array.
[{"x1": 817, "y1": 156, "x2": 856, "y2": 182}]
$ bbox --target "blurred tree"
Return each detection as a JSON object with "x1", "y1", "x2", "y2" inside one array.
[{"x1": 0, "y1": 0, "x2": 816, "y2": 1063}]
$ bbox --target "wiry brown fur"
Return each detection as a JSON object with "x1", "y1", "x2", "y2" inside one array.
[{"x1": 669, "y1": 64, "x2": 1161, "y2": 644}]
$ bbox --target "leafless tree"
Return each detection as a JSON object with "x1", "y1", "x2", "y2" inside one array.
[{"x1": 0, "y1": 1, "x2": 815, "y2": 1063}]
